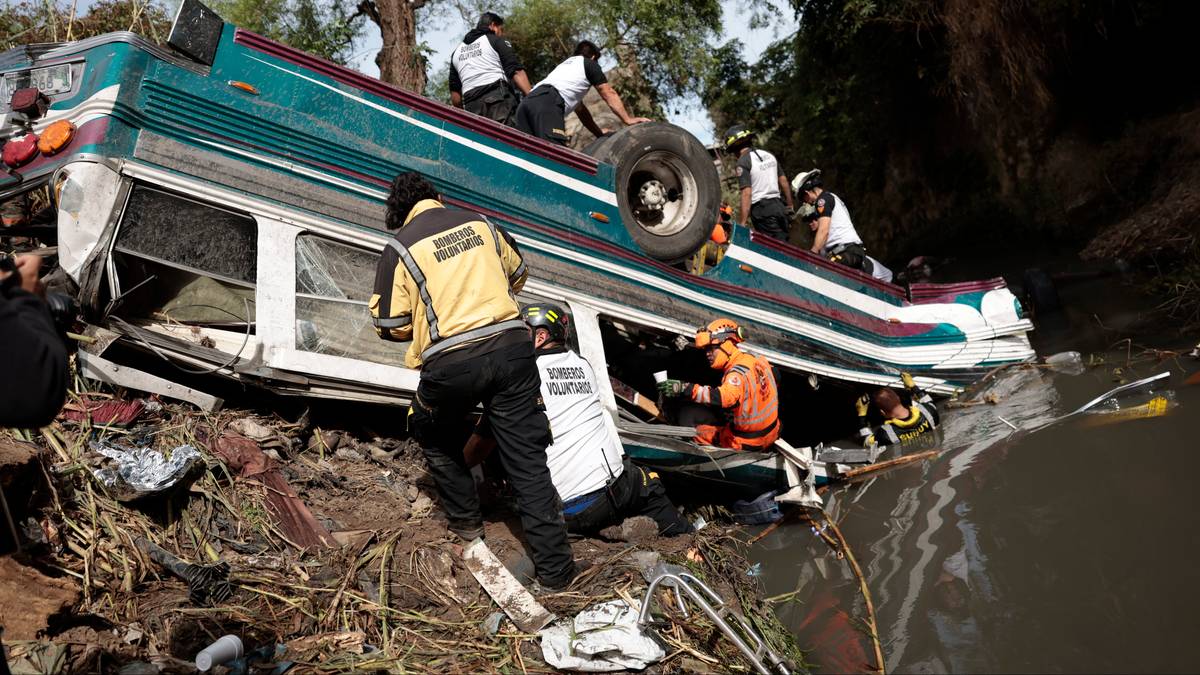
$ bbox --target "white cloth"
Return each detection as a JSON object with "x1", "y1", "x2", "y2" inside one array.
[
  {"x1": 868, "y1": 255, "x2": 894, "y2": 282},
  {"x1": 451, "y1": 34, "x2": 505, "y2": 94},
  {"x1": 539, "y1": 600, "x2": 665, "y2": 672},
  {"x1": 820, "y1": 191, "x2": 864, "y2": 251},
  {"x1": 533, "y1": 56, "x2": 595, "y2": 114},
  {"x1": 536, "y1": 348, "x2": 625, "y2": 502}
]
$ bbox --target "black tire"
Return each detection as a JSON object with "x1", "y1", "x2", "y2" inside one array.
[
  {"x1": 1021, "y1": 268, "x2": 1061, "y2": 316},
  {"x1": 585, "y1": 122, "x2": 719, "y2": 262}
]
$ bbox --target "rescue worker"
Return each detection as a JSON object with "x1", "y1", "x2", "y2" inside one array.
[
  {"x1": 449, "y1": 12, "x2": 531, "y2": 126},
  {"x1": 515, "y1": 40, "x2": 650, "y2": 145},
  {"x1": 465, "y1": 304, "x2": 693, "y2": 536},
  {"x1": 369, "y1": 172, "x2": 578, "y2": 591},
  {"x1": 725, "y1": 125, "x2": 795, "y2": 240},
  {"x1": 856, "y1": 372, "x2": 940, "y2": 448},
  {"x1": 657, "y1": 318, "x2": 781, "y2": 451},
  {"x1": 794, "y1": 169, "x2": 895, "y2": 282}
]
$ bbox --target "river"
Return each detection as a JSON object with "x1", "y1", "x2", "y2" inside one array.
[{"x1": 751, "y1": 266, "x2": 1200, "y2": 673}]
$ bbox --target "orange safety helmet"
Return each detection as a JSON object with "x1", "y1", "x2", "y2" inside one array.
[{"x1": 695, "y1": 318, "x2": 745, "y2": 370}]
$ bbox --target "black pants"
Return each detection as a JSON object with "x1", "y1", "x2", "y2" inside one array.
[
  {"x1": 751, "y1": 198, "x2": 790, "y2": 240},
  {"x1": 515, "y1": 85, "x2": 568, "y2": 145},
  {"x1": 565, "y1": 459, "x2": 694, "y2": 536},
  {"x1": 828, "y1": 243, "x2": 872, "y2": 274},
  {"x1": 410, "y1": 337, "x2": 574, "y2": 586},
  {"x1": 463, "y1": 80, "x2": 519, "y2": 127}
]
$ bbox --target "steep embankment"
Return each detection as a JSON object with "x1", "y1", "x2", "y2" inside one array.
[{"x1": 709, "y1": 0, "x2": 1200, "y2": 321}]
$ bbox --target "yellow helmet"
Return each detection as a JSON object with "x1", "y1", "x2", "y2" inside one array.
[{"x1": 695, "y1": 318, "x2": 744, "y2": 370}]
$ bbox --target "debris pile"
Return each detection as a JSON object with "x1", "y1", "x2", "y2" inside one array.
[{"x1": 1, "y1": 386, "x2": 804, "y2": 673}]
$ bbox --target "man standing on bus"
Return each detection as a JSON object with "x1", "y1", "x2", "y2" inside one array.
[
  {"x1": 449, "y1": 12, "x2": 531, "y2": 126},
  {"x1": 515, "y1": 40, "x2": 650, "y2": 145}
]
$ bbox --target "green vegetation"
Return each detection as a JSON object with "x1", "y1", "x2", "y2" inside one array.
[
  {"x1": 0, "y1": 0, "x2": 362, "y2": 66},
  {"x1": 208, "y1": 0, "x2": 364, "y2": 64},
  {"x1": 705, "y1": 0, "x2": 1200, "y2": 263},
  {"x1": 1, "y1": 0, "x2": 172, "y2": 50}
]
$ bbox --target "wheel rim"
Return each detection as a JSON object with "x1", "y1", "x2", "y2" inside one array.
[{"x1": 625, "y1": 150, "x2": 699, "y2": 237}]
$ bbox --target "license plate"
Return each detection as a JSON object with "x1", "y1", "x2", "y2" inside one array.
[{"x1": 1, "y1": 64, "x2": 73, "y2": 109}]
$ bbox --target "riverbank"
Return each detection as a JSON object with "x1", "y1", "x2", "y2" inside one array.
[{"x1": 0, "y1": 389, "x2": 804, "y2": 673}]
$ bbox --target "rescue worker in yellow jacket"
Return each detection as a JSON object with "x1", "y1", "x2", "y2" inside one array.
[
  {"x1": 369, "y1": 172, "x2": 578, "y2": 591},
  {"x1": 657, "y1": 318, "x2": 781, "y2": 451},
  {"x1": 856, "y1": 372, "x2": 941, "y2": 448}
]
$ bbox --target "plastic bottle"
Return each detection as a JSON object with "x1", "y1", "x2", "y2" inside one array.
[{"x1": 1044, "y1": 351, "x2": 1085, "y2": 376}]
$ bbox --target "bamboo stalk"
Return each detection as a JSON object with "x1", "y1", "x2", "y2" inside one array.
[
  {"x1": 836, "y1": 450, "x2": 939, "y2": 482},
  {"x1": 820, "y1": 510, "x2": 885, "y2": 674}
]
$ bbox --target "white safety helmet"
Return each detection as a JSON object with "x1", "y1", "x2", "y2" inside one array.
[{"x1": 792, "y1": 168, "x2": 822, "y2": 194}]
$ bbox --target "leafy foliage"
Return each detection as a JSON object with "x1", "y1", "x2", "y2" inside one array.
[
  {"x1": 492, "y1": 0, "x2": 723, "y2": 106},
  {"x1": 0, "y1": 0, "x2": 172, "y2": 50},
  {"x1": 705, "y1": 0, "x2": 1200, "y2": 259},
  {"x1": 211, "y1": 0, "x2": 364, "y2": 64}
]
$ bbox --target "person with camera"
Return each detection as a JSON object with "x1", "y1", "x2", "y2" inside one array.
[{"x1": 0, "y1": 254, "x2": 69, "y2": 428}]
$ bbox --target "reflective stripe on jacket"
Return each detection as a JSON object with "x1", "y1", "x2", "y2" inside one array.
[
  {"x1": 689, "y1": 350, "x2": 779, "y2": 440},
  {"x1": 863, "y1": 398, "x2": 939, "y2": 447},
  {"x1": 369, "y1": 199, "x2": 527, "y2": 368}
]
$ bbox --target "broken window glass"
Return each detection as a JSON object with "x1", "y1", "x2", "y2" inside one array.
[
  {"x1": 295, "y1": 234, "x2": 405, "y2": 366},
  {"x1": 116, "y1": 184, "x2": 257, "y2": 284},
  {"x1": 112, "y1": 184, "x2": 256, "y2": 325}
]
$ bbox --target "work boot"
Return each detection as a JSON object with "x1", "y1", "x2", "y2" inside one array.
[
  {"x1": 448, "y1": 520, "x2": 484, "y2": 543},
  {"x1": 532, "y1": 559, "x2": 592, "y2": 594}
]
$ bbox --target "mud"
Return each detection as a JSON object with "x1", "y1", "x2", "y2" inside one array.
[
  {"x1": 0, "y1": 398, "x2": 802, "y2": 673},
  {"x1": 0, "y1": 556, "x2": 79, "y2": 640}
]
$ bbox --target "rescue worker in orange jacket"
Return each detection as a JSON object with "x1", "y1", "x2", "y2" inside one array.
[{"x1": 657, "y1": 318, "x2": 780, "y2": 451}]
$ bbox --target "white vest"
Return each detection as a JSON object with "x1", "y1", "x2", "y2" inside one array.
[
  {"x1": 821, "y1": 191, "x2": 864, "y2": 251},
  {"x1": 533, "y1": 56, "x2": 593, "y2": 113},
  {"x1": 535, "y1": 348, "x2": 625, "y2": 502},
  {"x1": 451, "y1": 34, "x2": 504, "y2": 94},
  {"x1": 746, "y1": 150, "x2": 781, "y2": 203}
]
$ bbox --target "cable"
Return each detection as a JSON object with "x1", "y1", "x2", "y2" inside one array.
[{"x1": 109, "y1": 297, "x2": 254, "y2": 376}]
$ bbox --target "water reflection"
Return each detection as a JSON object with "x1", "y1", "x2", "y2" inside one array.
[{"x1": 752, "y1": 363, "x2": 1198, "y2": 673}]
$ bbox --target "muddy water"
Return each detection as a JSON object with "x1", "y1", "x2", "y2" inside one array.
[{"x1": 751, "y1": 273, "x2": 1200, "y2": 673}]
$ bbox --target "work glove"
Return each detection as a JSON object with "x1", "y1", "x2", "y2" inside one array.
[
  {"x1": 855, "y1": 394, "x2": 870, "y2": 417},
  {"x1": 657, "y1": 379, "x2": 689, "y2": 397},
  {"x1": 672, "y1": 335, "x2": 691, "y2": 351},
  {"x1": 901, "y1": 372, "x2": 916, "y2": 390}
]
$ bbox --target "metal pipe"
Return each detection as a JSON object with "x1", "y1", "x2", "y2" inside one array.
[{"x1": 639, "y1": 572, "x2": 789, "y2": 674}]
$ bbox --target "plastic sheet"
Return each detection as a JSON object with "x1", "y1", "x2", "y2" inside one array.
[
  {"x1": 90, "y1": 441, "x2": 201, "y2": 500},
  {"x1": 539, "y1": 600, "x2": 665, "y2": 672}
]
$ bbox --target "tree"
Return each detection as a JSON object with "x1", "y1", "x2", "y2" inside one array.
[
  {"x1": 210, "y1": 0, "x2": 364, "y2": 65},
  {"x1": 1, "y1": 0, "x2": 172, "y2": 50},
  {"x1": 355, "y1": 0, "x2": 430, "y2": 93},
  {"x1": 499, "y1": 0, "x2": 722, "y2": 109}
]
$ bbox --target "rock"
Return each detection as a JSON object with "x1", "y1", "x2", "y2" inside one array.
[
  {"x1": 411, "y1": 494, "x2": 433, "y2": 518},
  {"x1": 599, "y1": 516, "x2": 658, "y2": 543},
  {"x1": 308, "y1": 430, "x2": 341, "y2": 453},
  {"x1": 369, "y1": 445, "x2": 400, "y2": 462},
  {"x1": 334, "y1": 448, "x2": 362, "y2": 462},
  {"x1": 229, "y1": 417, "x2": 275, "y2": 441}
]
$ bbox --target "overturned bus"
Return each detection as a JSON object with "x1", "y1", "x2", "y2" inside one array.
[{"x1": 0, "y1": 0, "x2": 1035, "y2": 414}]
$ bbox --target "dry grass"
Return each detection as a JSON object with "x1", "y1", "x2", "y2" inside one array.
[{"x1": 4, "y1": 376, "x2": 806, "y2": 672}]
